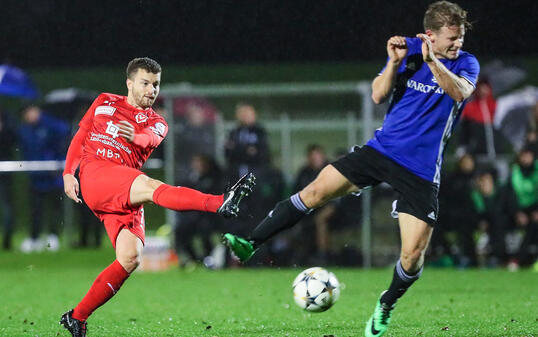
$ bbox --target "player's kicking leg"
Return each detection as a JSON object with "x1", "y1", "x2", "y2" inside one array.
[
  {"x1": 132, "y1": 172, "x2": 255, "y2": 217},
  {"x1": 224, "y1": 164, "x2": 358, "y2": 262},
  {"x1": 365, "y1": 213, "x2": 432, "y2": 337}
]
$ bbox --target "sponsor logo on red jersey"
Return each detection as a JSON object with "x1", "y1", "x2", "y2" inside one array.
[
  {"x1": 95, "y1": 106, "x2": 116, "y2": 116},
  {"x1": 135, "y1": 113, "x2": 148, "y2": 123},
  {"x1": 150, "y1": 122, "x2": 166, "y2": 137},
  {"x1": 105, "y1": 121, "x2": 120, "y2": 139}
]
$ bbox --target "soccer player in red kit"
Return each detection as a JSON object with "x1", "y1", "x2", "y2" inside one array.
[{"x1": 59, "y1": 57, "x2": 255, "y2": 337}]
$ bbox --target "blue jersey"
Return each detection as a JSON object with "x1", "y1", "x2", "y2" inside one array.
[{"x1": 366, "y1": 37, "x2": 479, "y2": 184}]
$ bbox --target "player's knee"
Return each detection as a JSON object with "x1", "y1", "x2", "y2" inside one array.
[
  {"x1": 117, "y1": 251, "x2": 141, "y2": 273},
  {"x1": 400, "y1": 247, "x2": 423, "y2": 271},
  {"x1": 147, "y1": 177, "x2": 164, "y2": 191},
  {"x1": 131, "y1": 175, "x2": 164, "y2": 205},
  {"x1": 138, "y1": 175, "x2": 163, "y2": 192},
  {"x1": 301, "y1": 183, "x2": 328, "y2": 208}
]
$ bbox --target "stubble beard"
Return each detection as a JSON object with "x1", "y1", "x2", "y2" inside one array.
[{"x1": 136, "y1": 93, "x2": 154, "y2": 109}]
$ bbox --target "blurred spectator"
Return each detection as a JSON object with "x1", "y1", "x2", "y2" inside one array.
[
  {"x1": 223, "y1": 102, "x2": 272, "y2": 262},
  {"x1": 460, "y1": 78, "x2": 500, "y2": 156},
  {"x1": 462, "y1": 79, "x2": 496, "y2": 125},
  {"x1": 470, "y1": 168, "x2": 507, "y2": 267},
  {"x1": 173, "y1": 96, "x2": 217, "y2": 123},
  {"x1": 176, "y1": 101, "x2": 216, "y2": 179},
  {"x1": 18, "y1": 104, "x2": 70, "y2": 252},
  {"x1": 493, "y1": 86, "x2": 538, "y2": 153},
  {"x1": 324, "y1": 193, "x2": 363, "y2": 266},
  {"x1": 294, "y1": 145, "x2": 328, "y2": 192},
  {"x1": 323, "y1": 148, "x2": 364, "y2": 266},
  {"x1": 434, "y1": 152, "x2": 477, "y2": 267},
  {"x1": 71, "y1": 104, "x2": 103, "y2": 248},
  {"x1": 503, "y1": 145, "x2": 538, "y2": 269},
  {"x1": 76, "y1": 192, "x2": 103, "y2": 248},
  {"x1": 0, "y1": 109, "x2": 18, "y2": 250},
  {"x1": 224, "y1": 103, "x2": 269, "y2": 179},
  {"x1": 290, "y1": 144, "x2": 333, "y2": 265},
  {"x1": 525, "y1": 103, "x2": 538, "y2": 156},
  {"x1": 174, "y1": 154, "x2": 225, "y2": 268}
]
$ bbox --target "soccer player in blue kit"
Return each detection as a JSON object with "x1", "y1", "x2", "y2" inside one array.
[{"x1": 224, "y1": 1, "x2": 479, "y2": 336}]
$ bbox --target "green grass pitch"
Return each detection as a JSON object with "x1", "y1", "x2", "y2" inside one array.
[{"x1": 0, "y1": 248, "x2": 536, "y2": 337}]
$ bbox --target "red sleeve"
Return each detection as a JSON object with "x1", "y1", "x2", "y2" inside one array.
[
  {"x1": 132, "y1": 129, "x2": 162, "y2": 148},
  {"x1": 132, "y1": 118, "x2": 168, "y2": 149},
  {"x1": 63, "y1": 126, "x2": 88, "y2": 176}
]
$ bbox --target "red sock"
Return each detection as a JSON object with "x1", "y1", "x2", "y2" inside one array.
[
  {"x1": 152, "y1": 184, "x2": 224, "y2": 213},
  {"x1": 72, "y1": 260, "x2": 129, "y2": 321}
]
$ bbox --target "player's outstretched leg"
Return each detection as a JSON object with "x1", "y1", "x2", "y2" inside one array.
[
  {"x1": 59, "y1": 309, "x2": 87, "y2": 337},
  {"x1": 224, "y1": 192, "x2": 311, "y2": 262},
  {"x1": 217, "y1": 173, "x2": 256, "y2": 218},
  {"x1": 151, "y1": 172, "x2": 255, "y2": 217},
  {"x1": 224, "y1": 164, "x2": 357, "y2": 262}
]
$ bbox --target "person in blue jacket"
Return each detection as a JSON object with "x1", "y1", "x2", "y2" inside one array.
[{"x1": 18, "y1": 104, "x2": 70, "y2": 252}]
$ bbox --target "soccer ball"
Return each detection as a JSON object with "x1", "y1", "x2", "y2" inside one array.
[{"x1": 292, "y1": 267, "x2": 340, "y2": 312}]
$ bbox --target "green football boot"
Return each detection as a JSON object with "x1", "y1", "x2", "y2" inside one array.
[
  {"x1": 364, "y1": 291, "x2": 395, "y2": 337},
  {"x1": 223, "y1": 233, "x2": 256, "y2": 262}
]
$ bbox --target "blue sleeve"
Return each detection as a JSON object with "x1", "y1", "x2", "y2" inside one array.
[
  {"x1": 457, "y1": 54, "x2": 480, "y2": 87},
  {"x1": 405, "y1": 37, "x2": 423, "y2": 55}
]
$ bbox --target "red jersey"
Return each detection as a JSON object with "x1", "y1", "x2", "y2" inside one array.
[{"x1": 77, "y1": 93, "x2": 168, "y2": 169}]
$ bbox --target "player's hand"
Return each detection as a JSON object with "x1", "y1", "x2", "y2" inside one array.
[
  {"x1": 386, "y1": 35, "x2": 408, "y2": 65},
  {"x1": 417, "y1": 33, "x2": 435, "y2": 63},
  {"x1": 63, "y1": 174, "x2": 82, "y2": 204},
  {"x1": 118, "y1": 121, "x2": 135, "y2": 142}
]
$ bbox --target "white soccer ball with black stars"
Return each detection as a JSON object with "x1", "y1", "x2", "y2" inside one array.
[{"x1": 292, "y1": 267, "x2": 340, "y2": 312}]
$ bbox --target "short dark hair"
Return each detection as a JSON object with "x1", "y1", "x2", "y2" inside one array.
[
  {"x1": 423, "y1": 1, "x2": 471, "y2": 32},
  {"x1": 475, "y1": 166, "x2": 497, "y2": 181},
  {"x1": 126, "y1": 57, "x2": 161, "y2": 79},
  {"x1": 307, "y1": 144, "x2": 324, "y2": 154}
]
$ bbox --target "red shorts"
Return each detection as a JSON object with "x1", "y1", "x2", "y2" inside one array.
[{"x1": 80, "y1": 160, "x2": 146, "y2": 248}]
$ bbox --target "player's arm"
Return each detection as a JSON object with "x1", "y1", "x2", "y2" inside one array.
[
  {"x1": 117, "y1": 120, "x2": 168, "y2": 148},
  {"x1": 63, "y1": 94, "x2": 106, "y2": 203},
  {"x1": 371, "y1": 36, "x2": 408, "y2": 104},
  {"x1": 62, "y1": 94, "x2": 102, "y2": 203},
  {"x1": 63, "y1": 127, "x2": 88, "y2": 204},
  {"x1": 417, "y1": 34, "x2": 475, "y2": 102}
]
